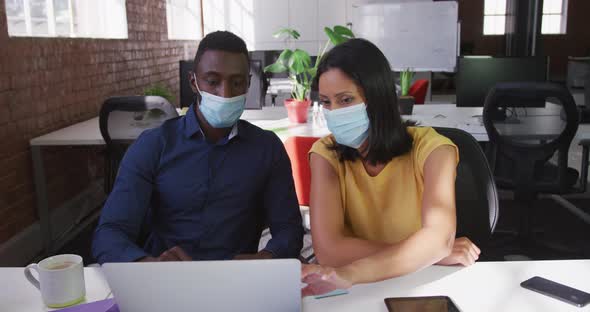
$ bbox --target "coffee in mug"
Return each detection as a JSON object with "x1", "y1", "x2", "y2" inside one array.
[
  {"x1": 24, "y1": 254, "x2": 86, "y2": 308},
  {"x1": 46, "y1": 261, "x2": 76, "y2": 270}
]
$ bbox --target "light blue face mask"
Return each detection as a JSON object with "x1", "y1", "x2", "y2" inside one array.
[
  {"x1": 323, "y1": 103, "x2": 370, "y2": 149},
  {"x1": 194, "y1": 75, "x2": 247, "y2": 128}
]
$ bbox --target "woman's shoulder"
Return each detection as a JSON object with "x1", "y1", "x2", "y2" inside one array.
[
  {"x1": 407, "y1": 126, "x2": 442, "y2": 141},
  {"x1": 407, "y1": 126, "x2": 458, "y2": 167},
  {"x1": 309, "y1": 135, "x2": 343, "y2": 169},
  {"x1": 407, "y1": 126, "x2": 456, "y2": 146},
  {"x1": 310, "y1": 135, "x2": 336, "y2": 153}
]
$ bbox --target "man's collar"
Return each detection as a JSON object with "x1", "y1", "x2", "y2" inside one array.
[{"x1": 183, "y1": 104, "x2": 245, "y2": 141}]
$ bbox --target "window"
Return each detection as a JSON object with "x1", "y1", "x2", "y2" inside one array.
[
  {"x1": 202, "y1": 0, "x2": 254, "y2": 48},
  {"x1": 166, "y1": 0, "x2": 202, "y2": 40},
  {"x1": 483, "y1": 0, "x2": 507, "y2": 35},
  {"x1": 4, "y1": 0, "x2": 128, "y2": 38},
  {"x1": 541, "y1": 0, "x2": 567, "y2": 34}
]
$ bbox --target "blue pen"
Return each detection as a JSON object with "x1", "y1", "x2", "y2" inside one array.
[{"x1": 314, "y1": 289, "x2": 349, "y2": 299}]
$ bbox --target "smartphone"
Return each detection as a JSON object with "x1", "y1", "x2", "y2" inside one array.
[
  {"x1": 384, "y1": 296, "x2": 461, "y2": 312},
  {"x1": 521, "y1": 276, "x2": 590, "y2": 307}
]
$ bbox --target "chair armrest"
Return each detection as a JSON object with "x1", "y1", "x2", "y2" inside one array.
[{"x1": 577, "y1": 140, "x2": 590, "y2": 192}]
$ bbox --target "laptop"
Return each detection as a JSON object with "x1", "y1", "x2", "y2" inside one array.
[{"x1": 102, "y1": 259, "x2": 301, "y2": 312}]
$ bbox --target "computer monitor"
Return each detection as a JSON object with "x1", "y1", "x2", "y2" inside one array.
[{"x1": 456, "y1": 56, "x2": 548, "y2": 107}]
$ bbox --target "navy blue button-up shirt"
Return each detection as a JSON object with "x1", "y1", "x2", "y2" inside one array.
[{"x1": 92, "y1": 105, "x2": 303, "y2": 264}]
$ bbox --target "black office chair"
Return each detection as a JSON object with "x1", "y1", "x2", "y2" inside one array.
[
  {"x1": 585, "y1": 72, "x2": 590, "y2": 108},
  {"x1": 483, "y1": 82, "x2": 590, "y2": 255},
  {"x1": 99, "y1": 96, "x2": 178, "y2": 194},
  {"x1": 434, "y1": 127, "x2": 499, "y2": 248},
  {"x1": 245, "y1": 60, "x2": 265, "y2": 109}
]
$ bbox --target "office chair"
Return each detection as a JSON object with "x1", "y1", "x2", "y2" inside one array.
[
  {"x1": 283, "y1": 136, "x2": 320, "y2": 262},
  {"x1": 409, "y1": 79, "x2": 429, "y2": 104},
  {"x1": 483, "y1": 82, "x2": 590, "y2": 255},
  {"x1": 284, "y1": 136, "x2": 320, "y2": 207},
  {"x1": 586, "y1": 72, "x2": 590, "y2": 108},
  {"x1": 434, "y1": 127, "x2": 499, "y2": 248},
  {"x1": 99, "y1": 96, "x2": 178, "y2": 194},
  {"x1": 245, "y1": 60, "x2": 265, "y2": 109}
]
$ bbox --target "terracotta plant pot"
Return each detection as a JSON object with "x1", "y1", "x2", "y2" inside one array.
[{"x1": 285, "y1": 98, "x2": 311, "y2": 123}]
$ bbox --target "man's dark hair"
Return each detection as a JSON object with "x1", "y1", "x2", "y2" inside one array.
[
  {"x1": 193, "y1": 31, "x2": 250, "y2": 70},
  {"x1": 312, "y1": 38, "x2": 414, "y2": 165}
]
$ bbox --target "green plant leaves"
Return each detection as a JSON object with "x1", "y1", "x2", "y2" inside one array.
[
  {"x1": 400, "y1": 68, "x2": 415, "y2": 96},
  {"x1": 144, "y1": 84, "x2": 175, "y2": 103},
  {"x1": 273, "y1": 28, "x2": 300, "y2": 40},
  {"x1": 264, "y1": 62, "x2": 288, "y2": 73},
  {"x1": 263, "y1": 25, "x2": 355, "y2": 100},
  {"x1": 324, "y1": 26, "x2": 355, "y2": 46},
  {"x1": 333, "y1": 25, "x2": 354, "y2": 39},
  {"x1": 289, "y1": 49, "x2": 311, "y2": 75}
]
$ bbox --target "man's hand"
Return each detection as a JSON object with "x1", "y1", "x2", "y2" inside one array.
[
  {"x1": 138, "y1": 246, "x2": 192, "y2": 262},
  {"x1": 233, "y1": 250, "x2": 274, "y2": 260},
  {"x1": 436, "y1": 237, "x2": 480, "y2": 266}
]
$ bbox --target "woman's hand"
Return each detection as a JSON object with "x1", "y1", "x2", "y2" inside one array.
[
  {"x1": 301, "y1": 264, "x2": 353, "y2": 297},
  {"x1": 436, "y1": 237, "x2": 480, "y2": 266}
]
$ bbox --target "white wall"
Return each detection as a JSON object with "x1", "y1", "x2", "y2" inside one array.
[{"x1": 203, "y1": 0, "x2": 351, "y2": 53}]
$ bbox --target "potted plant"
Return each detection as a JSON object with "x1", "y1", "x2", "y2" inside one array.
[
  {"x1": 264, "y1": 26, "x2": 354, "y2": 123},
  {"x1": 143, "y1": 84, "x2": 175, "y2": 104},
  {"x1": 398, "y1": 68, "x2": 415, "y2": 115},
  {"x1": 142, "y1": 84, "x2": 187, "y2": 116}
]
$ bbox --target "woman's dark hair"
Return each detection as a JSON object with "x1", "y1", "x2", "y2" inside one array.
[{"x1": 312, "y1": 38, "x2": 413, "y2": 164}]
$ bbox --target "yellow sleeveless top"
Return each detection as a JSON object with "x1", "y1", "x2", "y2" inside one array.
[{"x1": 309, "y1": 127, "x2": 458, "y2": 244}]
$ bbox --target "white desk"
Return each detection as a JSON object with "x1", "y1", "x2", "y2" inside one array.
[
  {"x1": 4, "y1": 260, "x2": 589, "y2": 312},
  {"x1": 303, "y1": 260, "x2": 590, "y2": 312},
  {"x1": 1, "y1": 267, "x2": 111, "y2": 312}
]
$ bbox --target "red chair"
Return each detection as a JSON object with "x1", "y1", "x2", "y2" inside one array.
[
  {"x1": 284, "y1": 136, "x2": 320, "y2": 206},
  {"x1": 408, "y1": 79, "x2": 429, "y2": 104}
]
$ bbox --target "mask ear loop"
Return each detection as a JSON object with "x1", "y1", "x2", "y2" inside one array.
[{"x1": 192, "y1": 73, "x2": 202, "y2": 106}]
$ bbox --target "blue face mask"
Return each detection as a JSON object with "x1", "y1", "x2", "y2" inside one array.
[
  {"x1": 194, "y1": 76, "x2": 246, "y2": 128},
  {"x1": 323, "y1": 103, "x2": 370, "y2": 149}
]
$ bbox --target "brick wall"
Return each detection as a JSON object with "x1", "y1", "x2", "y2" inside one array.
[{"x1": 0, "y1": 0, "x2": 198, "y2": 244}]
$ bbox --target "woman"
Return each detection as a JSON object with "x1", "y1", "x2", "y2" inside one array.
[{"x1": 301, "y1": 39, "x2": 480, "y2": 297}]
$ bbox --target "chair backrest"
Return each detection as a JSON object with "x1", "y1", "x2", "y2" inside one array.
[
  {"x1": 100, "y1": 96, "x2": 178, "y2": 145},
  {"x1": 482, "y1": 82, "x2": 579, "y2": 194},
  {"x1": 434, "y1": 127, "x2": 499, "y2": 247},
  {"x1": 409, "y1": 79, "x2": 429, "y2": 104},
  {"x1": 586, "y1": 72, "x2": 590, "y2": 108},
  {"x1": 245, "y1": 60, "x2": 265, "y2": 109},
  {"x1": 99, "y1": 96, "x2": 178, "y2": 193},
  {"x1": 284, "y1": 136, "x2": 320, "y2": 206}
]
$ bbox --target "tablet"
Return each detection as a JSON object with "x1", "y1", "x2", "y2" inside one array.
[{"x1": 384, "y1": 296, "x2": 461, "y2": 312}]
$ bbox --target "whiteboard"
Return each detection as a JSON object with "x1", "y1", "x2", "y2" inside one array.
[{"x1": 353, "y1": 1, "x2": 459, "y2": 72}]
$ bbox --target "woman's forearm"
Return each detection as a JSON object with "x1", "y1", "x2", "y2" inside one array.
[
  {"x1": 315, "y1": 236, "x2": 390, "y2": 267},
  {"x1": 336, "y1": 226, "x2": 454, "y2": 285}
]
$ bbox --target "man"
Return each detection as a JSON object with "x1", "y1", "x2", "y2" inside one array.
[{"x1": 92, "y1": 31, "x2": 304, "y2": 263}]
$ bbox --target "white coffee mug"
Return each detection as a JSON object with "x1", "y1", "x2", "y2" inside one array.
[{"x1": 24, "y1": 254, "x2": 86, "y2": 308}]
